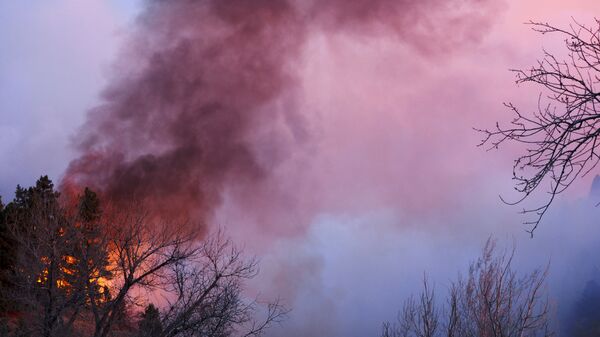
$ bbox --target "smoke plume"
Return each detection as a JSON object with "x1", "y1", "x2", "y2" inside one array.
[{"x1": 63, "y1": 0, "x2": 500, "y2": 230}]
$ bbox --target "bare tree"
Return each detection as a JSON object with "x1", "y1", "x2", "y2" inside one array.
[
  {"x1": 158, "y1": 230, "x2": 286, "y2": 337},
  {"x1": 477, "y1": 19, "x2": 600, "y2": 235},
  {"x1": 382, "y1": 276, "x2": 440, "y2": 337},
  {"x1": 88, "y1": 204, "x2": 287, "y2": 337},
  {"x1": 382, "y1": 238, "x2": 552, "y2": 337}
]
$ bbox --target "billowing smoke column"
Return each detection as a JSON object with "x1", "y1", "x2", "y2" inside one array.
[
  {"x1": 63, "y1": 0, "x2": 499, "y2": 229},
  {"x1": 63, "y1": 0, "x2": 306, "y2": 225}
]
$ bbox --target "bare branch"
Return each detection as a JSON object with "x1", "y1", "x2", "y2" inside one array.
[
  {"x1": 477, "y1": 18, "x2": 600, "y2": 235},
  {"x1": 383, "y1": 238, "x2": 553, "y2": 337}
]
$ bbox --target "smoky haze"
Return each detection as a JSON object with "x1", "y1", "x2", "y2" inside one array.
[
  {"x1": 33, "y1": 0, "x2": 600, "y2": 336},
  {"x1": 62, "y1": 0, "x2": 500, "y2": 229}
]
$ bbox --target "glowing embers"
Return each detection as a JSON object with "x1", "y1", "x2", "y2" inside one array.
[
  {"x1": 35, "y1": 254, "x2": 110, "y2": 300},
  {"x1": 36, "y1": 255, "x2": 77, "y2": 289}
]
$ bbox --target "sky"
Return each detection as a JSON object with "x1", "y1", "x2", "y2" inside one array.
[{"x1": 2, "y1": 1, "x2": 600, "y2": 336}]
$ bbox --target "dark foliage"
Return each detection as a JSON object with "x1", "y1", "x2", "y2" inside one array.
[
  {"x1": 138, "y1": 304, "x2": 163, "y2": 337},
  {"x1": 0, "y1": 176, "x2": 284, "y2": 337}
]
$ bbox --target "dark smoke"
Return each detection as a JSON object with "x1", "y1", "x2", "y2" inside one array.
[
  {"x1": 63, "y1": 0, "x2": 501, "y2": 229},
  {"x1": 63, "y1": 0, "x2": 306, "y2": 225}
]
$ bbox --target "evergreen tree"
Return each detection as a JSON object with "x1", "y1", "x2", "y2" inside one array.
[
  {"x1": 0, "y1": 195, "x2": 10, "y2": 311},
  {"x1": 138, "y1": 304, "x2": 163, "y2": 337},
  {"x1": 0, "y1": 177, "x2": 63, "y2": 313},
  {"x1": 69, "y1": 187, "x2": 112, "y2": 308},
  {"x1": 0, "y1": 176, "x2": 74, "y2": 336},
  {"x1": 568, "y1": 280, "x2": 600, "y2": 337},
  {"x1": 78, "y1": 187, "x2": 101, "y2": 222}
]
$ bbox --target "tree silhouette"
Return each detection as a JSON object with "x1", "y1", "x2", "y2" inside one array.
[
  {"x1": 138, "y1": 304, "x2": 163, "y2": 337},
  {"x1": 69, "y1": 188, "x2": 112, "y2": 311},
  {"x1": 478, "y1": 19, "x2": 600, "y2": 235},
  {"x1": 0, "y1": 176, "x2": 78, "y2": 336},
  {"x1": 383, "y1": 239, "x2": 552, "y2": 337},
  {"x1": 568, "y1": 280, "x2": 600, "y2": 337}
]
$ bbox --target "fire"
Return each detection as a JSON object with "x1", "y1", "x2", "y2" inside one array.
[
  {"x1": 36, "y1": 255, "x2": 77, "y2": 289},
  {"x1": 36, "y1": 253, "x2": 111, "y2": 299},
  {"x1": 64, "y1": 255, "x2": 77, "y2": 265}
]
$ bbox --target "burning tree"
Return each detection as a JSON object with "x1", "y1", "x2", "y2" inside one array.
[
  {"x1": 382, "y1": 238, "x2": 552, "y2": 337},
  {"x1": 0, "y1": 176, "x2": 92, "y2": 336},
  {"x1": 478, "y1": 19, "x2": 600, "y2": 235},
  {"x1": 0, "y1": 177, "x2": 285, "y2": 337}
]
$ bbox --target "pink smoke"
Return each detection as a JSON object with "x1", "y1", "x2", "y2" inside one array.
[{"x1": 63, "y1": 0, "x2": 502, "y2": 234}]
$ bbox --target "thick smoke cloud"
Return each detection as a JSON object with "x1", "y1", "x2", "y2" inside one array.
[
  {"x1": 59, "y1": 2, "x2": 506, "y2": 335},
  {"x1": 63, "y1": 0, "x2": 500, "y2": 229},
  {"x1": 63, "y1": 0, "x2": 306, "y2": 225}
]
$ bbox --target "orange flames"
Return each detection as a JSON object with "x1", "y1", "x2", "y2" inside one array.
[{"x1": 36, "y1": 254, "x2": 110, "y2": 298}]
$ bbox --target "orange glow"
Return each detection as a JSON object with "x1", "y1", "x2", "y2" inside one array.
[
  {"x1": 36, "y1": 253, "x2": 112, "y2": 298},
  {"x1": 65, "y1": 255, "x2": 77, "y2": 264},
  {"x1": 57, "y1": 279, "x2": 70, "y2": 288},
  {"x1": 36, "y1": 268, "x2": 48, "y2": 284}
]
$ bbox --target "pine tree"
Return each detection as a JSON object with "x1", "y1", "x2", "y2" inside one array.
[
  {"x1": 69, "y1": 187, "x2": 112, "y2": 308},
  {"x1": 568, "y1": 280, "x2": 600, "y2": 337},
  {"x1": 0, "y1": 195, "x2": 10, "y2": 312},
  {"x1": 0, "y1": 176, "x2": 74, "y2": 336},
  {"x1": 78, "y1": 188, "x2": 101, "y2": 222},
  {"x1": 138, "y1": 304, "x2": 163, "y2": 337},
  {"x1": 0, "y1": 177, "x2": 64, "y2": 313}
]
